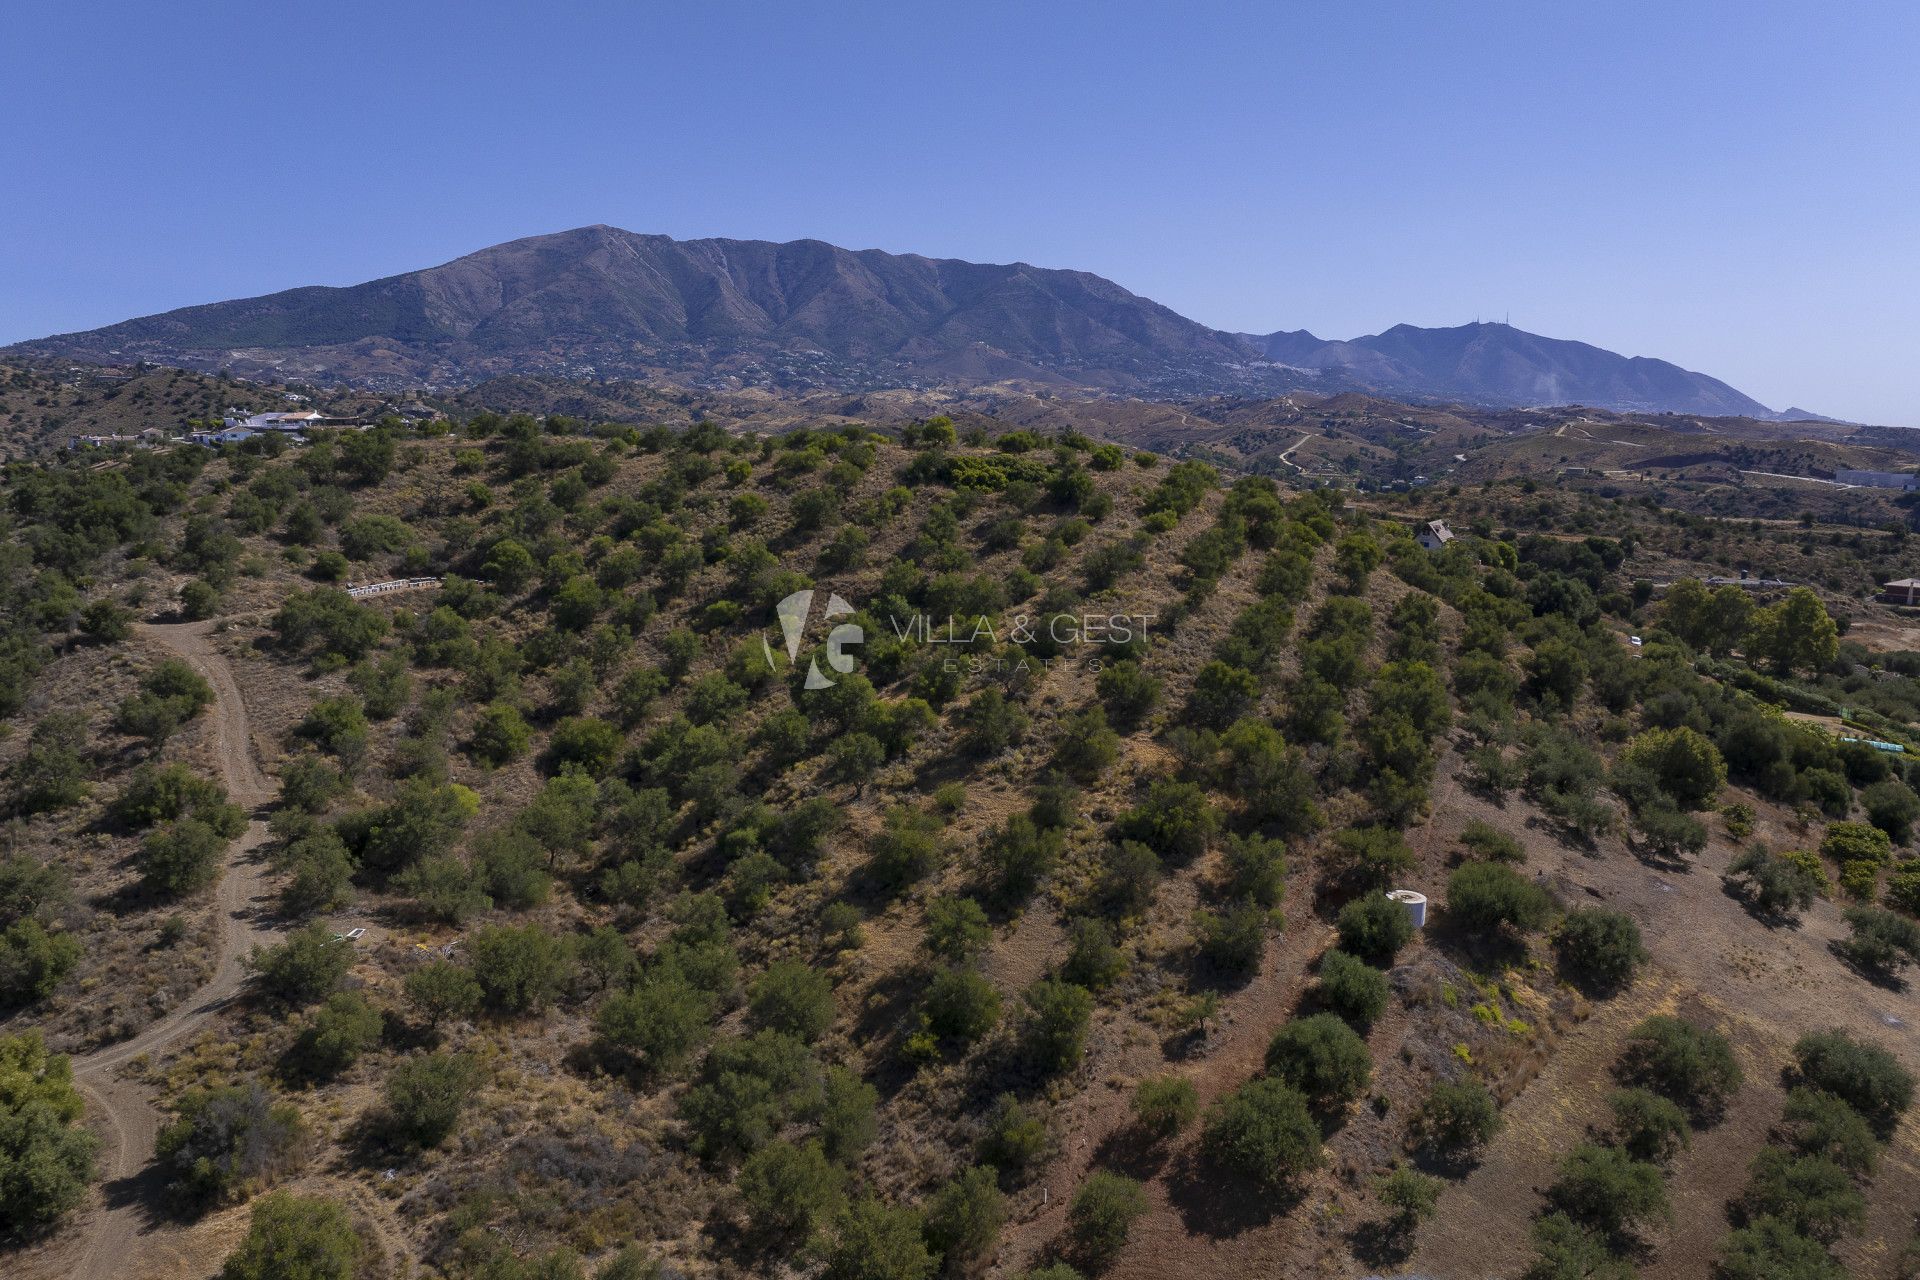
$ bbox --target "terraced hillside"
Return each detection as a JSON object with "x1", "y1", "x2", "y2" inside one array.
[{"x1": 1, "y1": 413, "x2": 1918, "y2": 1280}]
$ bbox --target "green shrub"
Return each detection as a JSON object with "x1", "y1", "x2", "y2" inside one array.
[
  {"x1": 1194, "y1": 902, "x2": 1271, "y2": 975},
  {"x1": 1791, "y1": 1029, "x2": 1915, "y2": 1136},
  {"x1": 246, "y1": 923, "x2": 350, "y2": 1006},
  {"x1": 1617, "y1": 1016, "x2": 1743, "y2": 1117},
  {"x1": 923, "y1": 969, "x2": 1000, "y2": 1045},
  {"x1": 1446, "y1": 862, "x2": 1553, "y2": 934},
  {"x1": 1778, "y1": 1086, "x2": 1878, "y2": 1177},
  {"x1": 1555, "y1": 908, "x2": 1647, "y2": 993},
  {"x1": 1413, "y1": 1079, "x2": 1502, "y2": 1160},
  {"x1": 924, "y1": 896, "x2": 991, "y2": 964},
  {"x1": 1374, "y1": 1165, "x2": 1442, "y2": 1234},
  {"x1": 922, "y1": 1165, "x2": 1006, "y2": 1269},
  {"x1": 1316, "y1": 949, "x2": 1389, "y2": 1028},
  {"x1": 1335, "y1": 893, "x2": 1414, "y2": 966},
  {"x1": 1264, "y1": 1013, "x2": 1371, "y2": 1108},
  {"x1": 156, "y1": 1081, "x2": 306, "y2": 1205},
  {"x1": 0, "y1": 1031, "x2": 97, "y2": 1232},
  {"x1": 294, "y1": 992, "x2": 383, "y2": 1076},
  {"x1": 0, "y1": 919, "x2": 81, "y2": 1007},
  {"x1": 1736, "y1": 1148, "x2": 1865, "y2": 1243},
  {"x1": 1458, "y1": 820, "x2": 1525, "y2": 863},
  {"x1": 1023, "y1": 979, "x2": 1093, "y2": 1074},
  {"x1": 1724, "y1": 848, "x2": 1824, "y2": 921},
  {"x1": 977, "y1": 1094, "x2": 1048, "y2": 1176},
  {"x1": 1714, "y1": 1216, "x2": 1846, "y2": 1280},
  {"x1": 1837, "y1": 905, "x2": 1920, "y2": 978},
  {"x1": 1546, "y1": 1143, "x2": 1670, "y2": 1240},
  {"x1": 749, "y1": 960, "x2": 835, "y2": 1043},
  {"x1": 1606, "y1": 1088, "x2": 1689, "y2": 1163},
  {"x1": 1067, "y1": 1171, "x2": 1147, "y2": 1269},
  {"x1": 138, "y1": 817, "x2": 230, "y2": 898},
  {"x1": 1201, "y1": 1078, "x2": 1321, "y2": 1187},
  {"x1": 218, "y1": 1192, "x2": 363, "y2": 1280},
  {"x1": 467, "y1": 923, "x2": 575, "y2": 1014},
  {"x1": 738, "y1": 1139, "x2": 844, "y2": 1237},
  {"x1": 1131, "y1": 1076, "x2": 1198, "y2": 1139},
  {"x1": 381, "y1": 1052, "x2": 479, "y2": 1148},
  {"x1": 819, "y1": 1196, "x2": 935, "y2": 1280}
]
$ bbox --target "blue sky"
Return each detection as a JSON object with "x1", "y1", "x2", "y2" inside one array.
[{"x1": 3, "y1": 1, "x2": 1915, "y2": 423}]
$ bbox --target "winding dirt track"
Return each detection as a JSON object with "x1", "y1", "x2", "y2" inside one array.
[{"x1": 60, "y1": 622, "x2": 281, "y2": 1280}]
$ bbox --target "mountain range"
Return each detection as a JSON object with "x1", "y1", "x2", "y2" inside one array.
[{"x1": 4, "y1": 225, "x2": 1783, "y2": 416}]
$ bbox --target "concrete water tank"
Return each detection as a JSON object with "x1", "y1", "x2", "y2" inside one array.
[{"x1": 1386, "y1": 889, "x2": 1427, "y2": 929}]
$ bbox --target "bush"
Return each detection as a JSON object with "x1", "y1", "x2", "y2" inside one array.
[
  {"x1": 1194, "y1": 902, "x2": 1271, "y2": 975},
  {"x1": 1264, "y1": 1013, "x2": 1371, "y2": 1108},
  {"x1": 749, "y1": 960, "x2": 836, "y2": 1043},
  {"x1": 1737, "y1": 1148, "x2": 1865, "y2": 1243},
  {"x1": 403, "y1": 961, "x2": 481, "y2": 1029},
  {"x1": 817, "y1": 1066, "x2": 879, "y2": 1164},
  {"x1": 1220, "y1": 832, "x2": 1287, "y2": 908},
  {"x1": 156, "y1": 1081, "x2": 306, "y2": 1205},
  {"x1": 1837, "y1": 905, "x2": 1920, "y2": 977},
  {"x1": 1820, "y1": 821, "x2": 1891, "y2": 869},
  {"x1": 1555, "y1": 908, "x2": 1647, "y2": 993},
  {"x1": 0, "y1": 919, "x2": 81, "y2": 1007},
  {"x1": 381, "y1": 1052, "x2": 479, "y2": 1148},
  {"x1": 218, "y1": 1192, "x2": 363, "y2": 1280},
  {"x1": 1714, "y1": 1216, "x2": 1846, "y2": 1280},
  {"x1": 1202, "y1": 1078, "x2": 1321, "y2": 1187},
  {"x1": 1618, "y1": 1015, "x2": 1743, "y2": 1117},
  {"x1": 924, "y1": 896, "x2": 991, "y2": 964},
  {"x1": 1458, "y1": 820, "x2": 1525, "y2": 863},
  {"x1": 738, "y1": 1139, "x2": 844, "y2": 1237},
  {"x1": 1778, "y1": 1087, "x2": 1878, "y2": 1177},
  {"x1": 1413, "y1": 1079, "x2": 1502, "y2": 1160},
  {"x1": 1863, "y1": 779, "x2": 1920, "y2": 843},
  {"x1": 0, "y1": 1031, "x2": 97, "y2": 1233},
  {"x1": 922, "y1": 1165, "x2": 1006, "y2": 1269},
  {"x1": 1724, "y1": 848, "x2": 1824, "y2": 921},
  {"x1": 1062, "y1": 917, "x2": 1126, "y2": 991},
  {"x1": 1131, "y1": 1076, "x2": 1198, "y2": 1139},
  {"x1": 1524, "y1": 1213, "x2": 1631, "y2": 1280},
  {"x1": 1336, "y1": 894, "x2": 1414, "y2": 966},
  {"x1": 138, "y1": 817, "x2": 230, "y2": 898},
  {"x1": 1023, "y1": 979, "x2": 1093, "y2": 1074},
  {"x1": 247, "y1": 924, "x2": 350, "y2": 1005},
  {"x1": 1375, "y1": 1165, "x2": 1442, "y2": 1234},
  {"x1": 1606, "y1": 1088, "x2": 1689, "y2": 1163},
  {"x1": 294, "y1": 991, "x2": 383, "y2": 1077},
  {"x1": 467, "y1": 923, "x2": 575, "y2": 1014},
  {"x1": 923, "y1": 969, "x2": 1000, "y2": 1045},
  {"x1": 977, "y1": 1094, "x2": 1048, "y2": 1176},
  {"x1": 1316, "y1": 949, "x2": 1389, "y2": 1028},
  {"x1": 468, "y1": 702, "x2": 532, "y2": 765},
  {"x1": 1068, "y1": 1171, "x2": 1147, "y2": 1269},
  {"x1": 1546, "y1": 1143, "x2": 1670, "y2": 1240},
  {"x1": 1619, "y1": 726, "x2": 1726, "y2": 810},
  {"x1": 820, "y1": 1196, "x2": 935, "y2": 1280},
  {"x1": 1791, "y1": 1030, "x2": 1915, "y2": 1136},
  {"x1": 1446, "y1": 862, "x2": 1553, "y2": 934},
  {"x1": 595, "y1": 971, "x2": 713, "y2": 1074}
]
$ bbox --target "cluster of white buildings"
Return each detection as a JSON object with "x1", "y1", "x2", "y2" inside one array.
[{"x1": 185, "y1": 409, "x2": 333, "y2": 447}]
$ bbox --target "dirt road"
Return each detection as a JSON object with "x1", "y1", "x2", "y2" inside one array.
[{"x1": 51, "y1": 622, "x2": 282, "y2": 1280}]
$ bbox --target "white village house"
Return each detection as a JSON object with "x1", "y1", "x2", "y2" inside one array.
[
  {"x1": 222, "y1": 410, "x2": 328, "y2": 432},
  {"x1": 1416, "y1": 519, "x2": 1455, "y2": 551}
]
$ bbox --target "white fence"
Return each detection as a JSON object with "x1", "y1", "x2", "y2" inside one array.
[{"x1": 346, "y1": 577, "x2": 442, "y2": 599}]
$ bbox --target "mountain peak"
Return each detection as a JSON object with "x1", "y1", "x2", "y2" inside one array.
[{"x1": 3, "y1": 229, "x2": 1778, "y2": 415}]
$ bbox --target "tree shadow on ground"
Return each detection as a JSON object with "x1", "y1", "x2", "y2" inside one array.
[{"x1": 1164, "y1": 1148, "x2": 1301, "y2": 1240}]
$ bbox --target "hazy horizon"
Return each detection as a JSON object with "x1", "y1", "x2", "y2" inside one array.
[{"x1": 4, "y1": 0, "x2": 1915, "y2": 424}]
